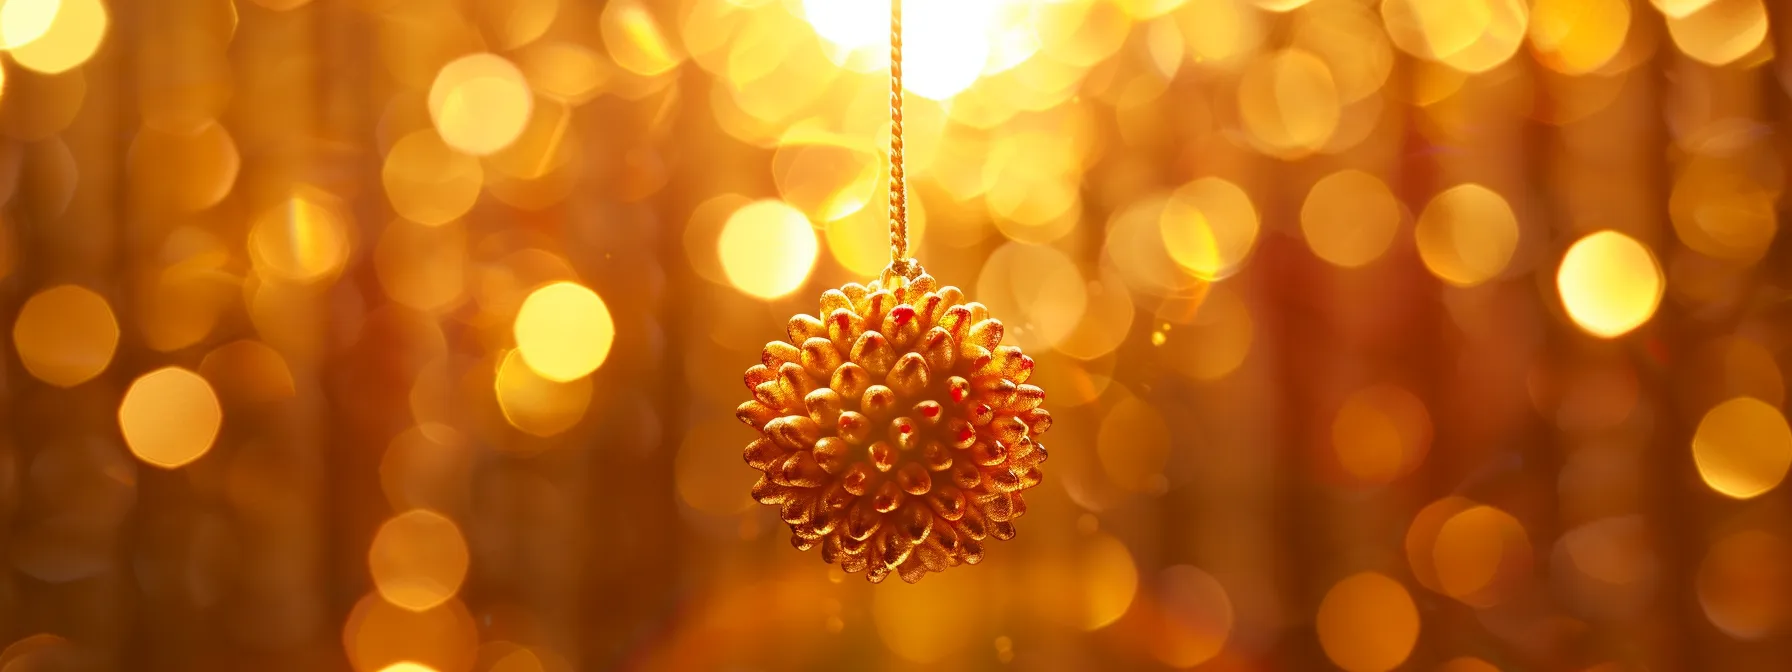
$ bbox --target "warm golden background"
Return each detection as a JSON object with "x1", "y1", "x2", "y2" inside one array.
[{"x1": 0, "y1": 0, "x2": 1789, "y2": 669}]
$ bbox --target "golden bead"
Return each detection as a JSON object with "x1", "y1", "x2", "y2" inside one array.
[{"x1": 739, "y1": 273, "x2": 1050, "y2": 583}]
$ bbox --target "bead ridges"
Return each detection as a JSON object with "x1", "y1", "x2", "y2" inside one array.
[{"x1": 738, "y1": 272, "x2": 1051, "y2": 583}]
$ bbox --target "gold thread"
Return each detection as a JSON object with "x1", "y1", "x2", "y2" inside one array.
[{"x1": 887, "y1": 0, "x2": 915, "y2": 280}]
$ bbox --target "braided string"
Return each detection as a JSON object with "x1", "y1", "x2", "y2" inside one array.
[{"x1": 887, "y1": 0, "x2": 915, "y2": 280}]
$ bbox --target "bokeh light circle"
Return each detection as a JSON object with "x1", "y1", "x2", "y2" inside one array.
[
  {"x1": 495, "y1": 349, "x2": 592, "y2": 438},
  {"x1": 1316, "y1": 572, "x2": 1420, "y2": 672},
  {"x1": 428, "y1": 53, "x2": 534, "y2": 156},
  {"x1": 1382, "y1": 0, "x2": 1530, "y2": 73},
  {"x1": 1668, "y1": 157, "x2": 1778, "y2": 263},
  {"x1": 1302, "y1": 170, "x2": 1401, "y2": 268},
  {"x1": 1149, "y1": 565, "x2": 1235, "y2": 668},
  {"x1": 903, "y1": 0, "x2": 994, "y2": 99},
  {"x1": 513, "y1": 281, "x2": 615, "y2": 382},
  {"x1": 1664, "y1": 0, "x2": 1768, "y2": 67},
  {"x1": 1077, "y1": 533, "x2": 1141, "y2": 631},
  {"x1": 1698, "y1": 529, "x2": 1791, "y2": 639},
  {"x1": 1692, "y1": 396, "x2": 1792, "y2": 500},
  {"x1": 600, "y1": 0, "x2": 683, "y2": 77},
  {"x1": 717, "y1": 199, "x2": 818, "y2": 299},
  {"x1": 1332, "y1": 384, "x2": 1432, "y2": 486},
  {"x1": 1237, "y1": 49, "x2": 1340, "y2": 157},
  {"x1": 342, "y1": 592, "x2": 478, "y2": 672},
  {"x1": 1432, "y1": 504, "x2": 1531, "y2": 607},
  {"x1": 1161, "y1": 177, "x2": 1260, "y2": 281},
  {"x1": 1555, "y1": 231, "x2": 1663, "y2": 339},
  {"x1": 1407, "y1": 496, "x2": 1478, "y2": 595},
  {"x1": 772, "y1": 138, "x2": 880, "y2": 222},
  {"x1": 975, "y1": 241, "x2": 1088, "y2": 352},
  {"x1": 383, "y1": 130, "x2": 484, "y2": 226},
  {"x1": 1165, "y1": 285, "x2": 1254, "y2": 382},
  {"x1": 1415, "y1": 183, "x2": 1519, "y2": 287},
  {"x1": 126, "y1": 120, "x2": 241, "y2": 213},
  {"x1": 369, "y1": 509, "x2": 470, "y2": 612},
  {"x1": 9, "y1": 0, "x2": 107, "y2": 75},
  {"x1": 249, "y1": 189, "x2": 353, "y2": 284},
  {"x1": 0, "y1": 0, "x2": 59, "y2": 50},
  {"x1": 119, "y1": 367, "x2": 223, "y2": 469},
  {"x1": 13, "y1": 284, "x2": 119, "y2": 387},
  {"x1": 1529, "y1": 0, "x2": 1631, "y2": 74}
]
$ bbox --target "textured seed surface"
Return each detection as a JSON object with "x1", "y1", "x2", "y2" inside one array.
[{"x1": 738, "y1": 273, "x2": 1050, "y2": 584}]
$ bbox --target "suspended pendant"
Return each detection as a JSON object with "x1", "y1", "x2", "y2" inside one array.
[{"x1": 735, "y1": 0, "x2": 1052, "y2": 584}]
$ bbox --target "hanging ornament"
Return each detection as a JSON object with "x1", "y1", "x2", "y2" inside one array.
[{"x1": 736, "y1": 1, "x2": 1052, "y2": 584}]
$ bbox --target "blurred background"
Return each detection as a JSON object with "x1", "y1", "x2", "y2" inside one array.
[{"x1": 1, "y1": 0, "x2": 1791, "y2": 670}]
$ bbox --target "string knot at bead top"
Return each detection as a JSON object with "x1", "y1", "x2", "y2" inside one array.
[{"x1": 737, "y1": 0, "x2": 1050, "y2": 584}]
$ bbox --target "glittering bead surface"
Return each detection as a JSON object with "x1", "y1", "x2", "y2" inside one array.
[{"x1": 738, "y1": 272, "x2": 1050, "y2": 583}]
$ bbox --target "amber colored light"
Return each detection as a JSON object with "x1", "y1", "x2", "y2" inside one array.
[
  {"x1": 490, "y1": 648, "x2": 545, "y2": 672},
  {"x1": 827, "y1": 195, "x2": 929, "y2": 277},
  {"x1": 1161, "y1": 177, "x2": 1260, "y2": 281},
  {"x1": 1382, "y1": 0, "x2": 1529, "y2": 73},
  {"x1": 8, "y1": 0, "x2": 106, "y2": 74},
  {"x1": 1302, "y1": 170, "x2": 1402, "y2": 268},
  {"x1": 126, "y1": 120, "x2": 240, "y2": 213},
  {"x1": 899, "y1": 0, "x2": 999, "y2": 99},
  {"x1": 1530, "y1": 0, "x2": 1630, "y2": 74},
  {"x1": 717, "y1": 199, "x2": 818, "y2": 299},
  {"x1": 512, "y1": 281, "x2": 615, "y2": 382},
  {"x1": 369, "y1": 509, "x2": 470, "y2": 612},
  {"x1": 1555, "y1": 231, "x2": 1663, "y2": 339},
  {"x1": 773, "y1": 137, "x2": 881, "y2": 222},
  {"x1": 1166, "y1": 285, "x2": 1254, "y2": 382},
  {"x1": 1332, "y1": 384, "x2": 1432, "y2": 486},
  {"x1": 976, "y1": 240, "x2": 1088, "y2": 351},
  {"x1": 428, "y1": 53, "x2": 534, "y2": 156},
  {"x1": 382, "y1": 130, "x2": 483, "y2": 227},
  {"x1": 1316, "y1": 572, "x2": 1421, "y2": 672},
  {"x1": 674, "y1": 419, "x2": 759, "y2": 516},
  {"x1": 494, "y1": 348, "x2": 593, "y2": 438},
  {"x1": 601, "y1": 0, "x2": 682, "y2": 76},
  {"x1": 1149, "y1": 565, "x2": 1235, "y2": 668},
  {"x1": 118, "y1": 367, "x2": 223, "y2": 469},
  {"x1": 874, "y1": 568, "x2": 985, "y2": 663},
  {"x1": 198, "y1": 340, "x2": 296, "y2": 404},
  {"x1": 1414, "y1": 183, "x2": 1519, "y2": 287},
  {"x1": 1664, "y1": 0, "x2": 1768, "y2": 66},
  {"x1": 341, "y1": 592, "x2": 478, "y2": 672},
  {"x1": 12, "y1": 284, "x2": 119, "y2": 388},
  {"x1": 1692, "y1": 397, "x2": 1792, "y2": 499},
  {"x1": 1406, "y1": 496, "x2": 1479, "y2": 595},
  {"x1": 1697, "y1": 530, "x2": 1790, "y2": 639},
  {"x1": 0, "y1": 0, "x2": 60, "y2": 49},
  {"x1": 1236, "y1": 49, "x2": 1340, "y2": 157},
  {"x1": 1097, "y1": 395, "x2": 1171, "y2": 492},
  {"x1": 1078, "y1": 533, "x2": 1141, "y2": 630},
  {"x1": 1668, "y1": 157, "x2": 1778, "y2": 263},
  {"x1": 249, "y1": 189, "x2": 352, "y2": 284},
  {"x1": 1431, "y1": 505, "x2": 1531, "y2": 607}
]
